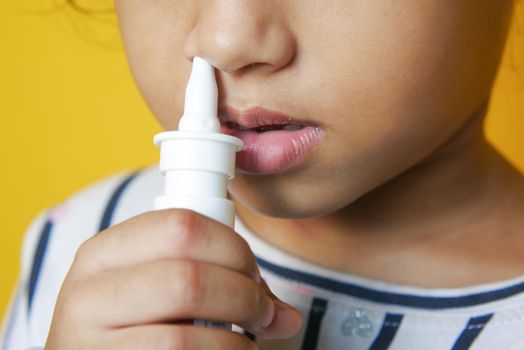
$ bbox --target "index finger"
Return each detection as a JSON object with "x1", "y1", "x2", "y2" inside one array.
[{"x1": 72, "y1": 208, "x2": 261, "y2": 282}]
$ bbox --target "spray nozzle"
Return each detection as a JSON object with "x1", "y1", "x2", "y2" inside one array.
[{"x1": 178, "y1": 56, "x2": 221, "y2": 133}]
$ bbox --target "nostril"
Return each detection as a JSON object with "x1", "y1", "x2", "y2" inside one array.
[{"x1": 239, "y1": 62, "x2": 268, "y2": 74}]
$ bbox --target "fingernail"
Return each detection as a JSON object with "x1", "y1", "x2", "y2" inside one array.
[{"x1": 257, "y1": 298, "x2": 303, "y2": 338}]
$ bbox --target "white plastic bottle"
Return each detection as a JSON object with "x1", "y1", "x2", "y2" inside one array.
[{"x1": 154, "y1": 56, "x2": 244, "y2": 329}]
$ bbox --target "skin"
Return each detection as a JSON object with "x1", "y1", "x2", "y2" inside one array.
[
  {"x1": 114, "y1": 0, "x2": 524, "y2": 286},
  {"x1": 47, "y1": 0, "x2": 524, "y2": 348},
  {"x1": 46, "y1": 209, "x2": 302, "y2": 348}
]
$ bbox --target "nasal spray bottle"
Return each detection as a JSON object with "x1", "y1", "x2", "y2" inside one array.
[{"x1": 154, "y1": 57, "x2": 244, "y2": 330}]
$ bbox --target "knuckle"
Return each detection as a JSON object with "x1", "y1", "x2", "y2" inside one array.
[
  {"x1": 167, "y1": 223, "x2": 200, "y2": 254},
  {"x1": 164, "y1": 209, "x2": 201, "y2": 250},
  {"x1": 169, "y1": 261, "x2": 207, "y2": 313}
]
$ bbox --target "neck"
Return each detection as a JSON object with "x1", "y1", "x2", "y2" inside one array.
[{"x1": 234, "y1": 103, "x2": 524, "y2": 288}]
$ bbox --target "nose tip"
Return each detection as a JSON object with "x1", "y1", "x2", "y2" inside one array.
[{"x1": 183, "y1": 4, "x2": 296, "y2": 76}]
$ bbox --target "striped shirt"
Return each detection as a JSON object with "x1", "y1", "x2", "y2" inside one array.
[{"x1": 2, "y1": 165, "x2": 524, "y2": 349}]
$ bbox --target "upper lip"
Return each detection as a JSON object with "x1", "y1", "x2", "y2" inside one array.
[{"x1": 218, "y1": 105, "x2": 317, "y2": 129}]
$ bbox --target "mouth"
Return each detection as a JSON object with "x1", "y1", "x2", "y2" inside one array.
[
  {"x1": 218, "y1": 105, "x2": 324, "y2": 175},
  {"x1": 218, "y1": 105, "x2": 316, "y2": 131}
]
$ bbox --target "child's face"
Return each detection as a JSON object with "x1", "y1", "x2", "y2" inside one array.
[{"x1": 116, "y1": 1, "x2": 513, "y2": 218}]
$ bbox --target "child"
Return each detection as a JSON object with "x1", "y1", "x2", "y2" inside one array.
[{"x1": 2, "y1": 0, "x2": 524, "y2": 349}]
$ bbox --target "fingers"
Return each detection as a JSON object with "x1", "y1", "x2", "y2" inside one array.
[
  {"x1": 74, "y1": 209, "x2": 260, "y2": 282},
  {"x1": 48, "y1": 208, "x2": 303, "y2": 348},
  {"x1": 72, "y1": 260, "x2": 276, "y2": 333},
  {"x1": 97, "y1": 324, "x2": 257, "y2": 350},
  {"x1": 256, "y1": 278, "x2": 303, "y2": 340}
]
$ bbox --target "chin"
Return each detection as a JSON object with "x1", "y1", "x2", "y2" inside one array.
[{"x1": 230, "y1": 180, "x2": 358, "y2": 220}]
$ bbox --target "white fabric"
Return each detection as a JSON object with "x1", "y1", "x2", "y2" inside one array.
[{"x1": 2, "y1": 165, "x2": 524, "y2": 349}]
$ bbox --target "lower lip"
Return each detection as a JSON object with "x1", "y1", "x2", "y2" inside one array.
[{"x1": 220, "y1": 126, "x2": 325, "y2": 174}]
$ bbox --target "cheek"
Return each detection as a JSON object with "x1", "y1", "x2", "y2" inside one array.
[
  {"x1": 231, "y1": 1, "x2": 511, "y2": 217},
  {"x1": 116, "y1": 1, "x2": 193, "y2": 130},
  {"x1": 309, "y1": 1, "x2": 509, "y2": 176}
]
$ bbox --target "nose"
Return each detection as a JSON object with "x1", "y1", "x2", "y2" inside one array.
[{"x1": 184, "y1": 2, "x2": 296, "y2": 76}]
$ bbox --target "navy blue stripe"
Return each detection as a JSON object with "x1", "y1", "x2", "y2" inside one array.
[
  {"x1": 301, "y1": 297, "x2": 328, "y2": 350},
  {"x1": 98, "y1": 171, "x2": 140, "y2": 232},
  {"x1": 255, "y1": 256, "x2": 524, "y2": 309},
  {"x1": 27, "y1": 218, "x2": 54, "y2": 314},
  {"x1": 2, "y1": 287, "x2": 21, "y2": 350},
  {"x1": 451, "y1": 313, "x2": 493, "y2": 350},
  {"x1": 368, "y1": 313, "x2": 403, "y2": 350}
]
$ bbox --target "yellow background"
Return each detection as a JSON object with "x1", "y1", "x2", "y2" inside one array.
[{"x1": 1, "y1": 1, "x2": 523, "y2": 320}]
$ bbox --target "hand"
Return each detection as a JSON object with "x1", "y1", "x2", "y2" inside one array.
[{"x1": 45, "y1": 209, "x2": 302, "y2": 349}]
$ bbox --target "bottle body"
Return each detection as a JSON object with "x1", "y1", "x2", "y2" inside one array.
[{"x1": 154, "y1": 130, "x2": 243, "y2": 331}]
